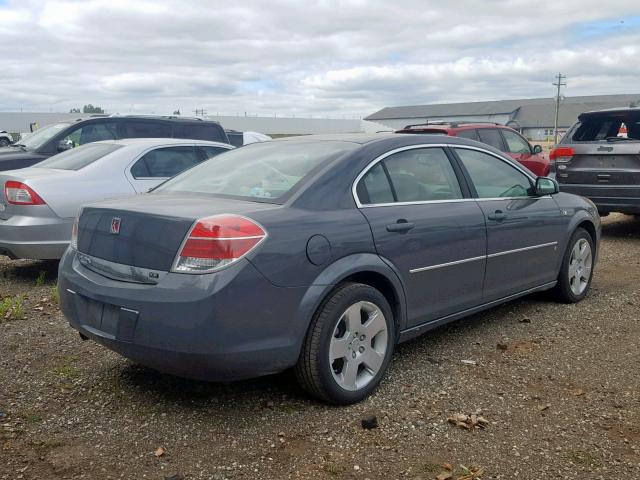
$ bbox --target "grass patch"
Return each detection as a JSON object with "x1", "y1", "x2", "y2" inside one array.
[
  {"x1": 321, "y1": 462, "x2": 344, "y2": 476},
  {"x1": 20, "y1": 410, "x2": 43, "y2": 424},
  {"x1": 35, "y1": 270, "x2": 46, "y2": 286},
  {"x1": 51, "y1": 285, "x2": 60, "y2": 305},
  {"x1": 0, "y1": 296, "x2": 24, "y2": 321},
  {"x1": 566, "y1": 450, "x2": 603, "y2": 467},
  {"x1": 416, "y1": 461, "x2": 442, "y2": 474},
  {"x1": 51, "y1": 356, "x2": 81, "y2": 379}
]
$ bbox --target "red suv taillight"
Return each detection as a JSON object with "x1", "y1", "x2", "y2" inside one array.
[
  {"x1": 549, "y1": 147, "x2": 574, "y2": 163},
  {"x1": 4, "y1": 181, "x2": 45, "y2": 205},
  {"x1": 172, "y1": 214, "x2": 267, "y2": 273}
]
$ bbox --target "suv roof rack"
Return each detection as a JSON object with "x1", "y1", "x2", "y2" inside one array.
[{"x1": 402, "y1": 121, "x2": 503, "y2": 129}]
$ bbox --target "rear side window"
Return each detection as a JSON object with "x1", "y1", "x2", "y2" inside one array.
[
  {"x1": 477, "y1": 128, "x2": 505, "y2": 150},
  {"x1": 33, "y1": 143, "x2": 122, "y2": 170},
  {"x1": 456, "y1": 129, "x2": 478, "y2": 141},
  {"x1": 130, "y1": 146, "x2": 200, "y2": 178},
  {"x1": 357, "y1": 147, "x2": 463, "y2": 205},
  {"x1": 455, "y1": 148, "x2": 532, "y2": 198},
  {"x1": 121, "y1": 121, "x2": 171, "y2": 139},
  {"x1": 357, "y1": 163, "x2": 394, "y2": 204},
  {"x1": 502, "y1": 130, "x2": 531, "y2": 154},
  {"x1": 173, "y1": 123, "x2": 226, "y2": 142}
]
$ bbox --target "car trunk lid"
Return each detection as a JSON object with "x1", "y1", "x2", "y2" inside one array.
[{"x1": 77, "y1": 193, "x2": 276, "y2": 272}]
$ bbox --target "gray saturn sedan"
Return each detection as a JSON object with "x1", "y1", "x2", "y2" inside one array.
[{"x1": 58, "y1": 134, "x2": 600, "y2": 404}]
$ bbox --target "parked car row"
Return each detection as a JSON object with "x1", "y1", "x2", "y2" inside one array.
[{"x1": 0, "y1": 112, "x2": 608, "y2": 405}]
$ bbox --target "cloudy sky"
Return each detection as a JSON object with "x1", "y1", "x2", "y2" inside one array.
[{"x1": 1, "y1": 0, "x2": 640, "y2": 117}]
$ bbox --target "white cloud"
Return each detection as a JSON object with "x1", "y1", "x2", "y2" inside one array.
[{"x1": 0, "y1": 0, "x2": 639, "y2": 116}]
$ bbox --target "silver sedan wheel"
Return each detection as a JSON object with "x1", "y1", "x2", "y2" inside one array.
[
  {"x1": 329, "y1": 301, "x2": 388, "y2": 391},
  {"x1": 568, "y1": 238, "x2": 592, "y2": 296}
]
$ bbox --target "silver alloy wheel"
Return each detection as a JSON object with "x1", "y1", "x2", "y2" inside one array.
[
  {"x1": 329, "y1": 301, "x2": 388, "y2": 391},
  {"x1": 568, "y1": 238, "x2": 592, "y2": 296}
]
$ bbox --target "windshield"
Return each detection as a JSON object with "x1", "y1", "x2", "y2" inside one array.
[
  {"x1": 33, "y1": 143, "x2": 122, "y2": 170},
  {"x1": 156, "y1": 140, "x2": 356, "y2": 201},
  {"x1": 15, "y1": 123, "x2": 70, "y2": 150}
]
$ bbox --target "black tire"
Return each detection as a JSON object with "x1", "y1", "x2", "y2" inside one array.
[
  {"x1": 294, "y1": 282, "x2": 395, "y2": 405},
  {"x1": 552, "y1": 228, "x2": 594, "y2": 303},
  {"x1": 0, "y1": 138, "x2": 9, "y2": 147}
]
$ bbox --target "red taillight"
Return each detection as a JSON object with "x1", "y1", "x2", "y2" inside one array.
[
  {"x1": 4, "y1": 181, "x2": 45, "y2": 205},
  {"x1": 549, "y1": 147, "x2": 574, "y2": 163},
  {"x1": 173, "y1": 215, "x2": 267, "y2": 273}
]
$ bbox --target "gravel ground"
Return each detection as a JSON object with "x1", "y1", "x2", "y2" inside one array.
[{"x1": 1, "y1": 214, "x2": 639, "y2": 480}]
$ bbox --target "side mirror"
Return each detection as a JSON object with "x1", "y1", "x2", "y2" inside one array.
[
  {"x1": 535, "y1": 176, "x2": 559, "y2": 196},
  {"x1": 57, "y1": 139, "x2": 73, "y2": 152},
  {"x1": 532, "y1": 144, "x2": 543, "y2": 154}
]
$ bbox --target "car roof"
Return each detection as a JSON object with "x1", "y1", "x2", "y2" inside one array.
[
  {"x1": 67, "y1": 115, "x2": 223, "y2": 125},
  {"x1": 267, "y1": 132, "x2": 495, "y2": 150},
  {"x1": 273, "y1": 133, "x2": 401, "y2": 144},
  {"x1": 91, "y1": 138, "x2": 232, "y2": 148},
  {"x1": 579, "y1": 106, "x2": 640, "y2": 117},
  {"x1": 397, "y1": 122, "x2": 508, "y2": 132}
]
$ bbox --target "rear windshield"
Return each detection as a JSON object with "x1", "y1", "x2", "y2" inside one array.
[
  {"x1": 570, "y1": 112, "x2": 640, "y2": 142},
  {"x1": 155, "y1": 141, "x2": 356, "y2": 202},
  {"x1": 33, "y1": 143, "x2": 122, "y2": 170}
]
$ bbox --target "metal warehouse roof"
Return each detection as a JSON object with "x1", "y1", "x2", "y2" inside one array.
[{"x1": 366, "y1": 94, "x2": 640, "y2": 128}]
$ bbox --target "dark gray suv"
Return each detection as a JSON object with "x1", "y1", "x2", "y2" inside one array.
[
  {"x1": 553, "y1": 107, "x2": 640, "y2": 215},
  {"x1": 58, "y1": 134, "x2": 600, "y2": 404},
  {"x1": 0, "y1": 116, "x2": 229, "y2": 172}
]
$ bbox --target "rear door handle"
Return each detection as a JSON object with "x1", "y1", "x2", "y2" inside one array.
[
  {"x1": 386, "y1": 220, "x2": 415, "y2": 233},
  {"x1": 487, "y1": 210, "x2": 507, "y2": 222}
]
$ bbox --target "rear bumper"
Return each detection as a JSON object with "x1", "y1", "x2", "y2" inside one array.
[
  {"x1": 58, "y1": 249, "x2": 317, "y2": 381},
  {"x1": 0, "y1": 214, "x2": 72, "y2": 259},
  {"x1": 558, "y1": 184, "x2": 640, "y2": 214}
]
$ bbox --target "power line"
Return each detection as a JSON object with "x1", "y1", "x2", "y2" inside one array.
[{"x1": 553, "y1": 73, "x2": 566, "y2": 145}]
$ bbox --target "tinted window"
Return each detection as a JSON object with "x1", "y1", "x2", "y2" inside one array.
[
  {"x1": 477, "y1": 128, "x2": 504, "y2": 150},
  {"x1": 130, "y1": 146, "x2": 199, "y2": 178},
  {"x1": 456, "y1": 129, "x2": 478, "y2": 141},
  {"x1": 199, "y1": 146, "x2": 230, "y2": 159},
  {"x1": 33, "y1": 143, "x2": 122, "y2": 170},
  {"x1": 226, "y1": 131, "x2": 244, "y2": 147},
  {"x1": 122, "y1": 121, "x2": 171, "y2": 138},
  {"x1": 173, "y1": 123, "x2": 224, "y2": 141},
  {"x1": 61, "y1": 122, "x2": 117, "y2": 147},
  {"x1": 455, "y1": 148, "x2": 532, "y2": 198},
  {"x1": 357, "y1": 163, "x2": 394, "y2": 204},
  {"x1": 502, "y1": 130, "x2": 531, "y2": 154},
  {"x1": 571, "y1": 114, "x2": 640, "y2": 141},
  {"x1": 157, "y1": 141, "x2": 356, "y2": 202},
  {"x1": 383, "y1": 148, "x2": 462, "y2": 202}
]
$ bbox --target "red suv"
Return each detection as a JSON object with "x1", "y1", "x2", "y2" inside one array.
[{"x1": 396, "y1": 122, "x2": 549, "y2": 176}]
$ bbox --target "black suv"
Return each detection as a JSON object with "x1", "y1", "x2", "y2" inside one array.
[
  {"x1": 552, "y1": 107, "x2": 640, "y2": 215},
  {"x1": 0, "y1": 116, "x2": 230, "y2": 171}
]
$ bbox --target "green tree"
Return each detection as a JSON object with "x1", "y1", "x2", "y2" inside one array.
[
  {"x1": 173, "y1": 109, "x2": 181, "y2": 115},
  {"x1": 82, "y1": 104, "x2": 104, "y2": 114}
]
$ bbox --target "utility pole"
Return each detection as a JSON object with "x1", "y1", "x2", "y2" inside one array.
[{"x1": 553, "y1": 73, "x2": 566, "y2": 145}]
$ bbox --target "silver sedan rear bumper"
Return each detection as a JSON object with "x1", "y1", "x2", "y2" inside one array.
[{"x1": 0, "y1": 214, "x2": 72, "y2": 260}]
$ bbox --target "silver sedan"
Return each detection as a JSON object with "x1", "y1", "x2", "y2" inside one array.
[{"x1": 0, "y1": 138, "x2": 233, "y2": 260}]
